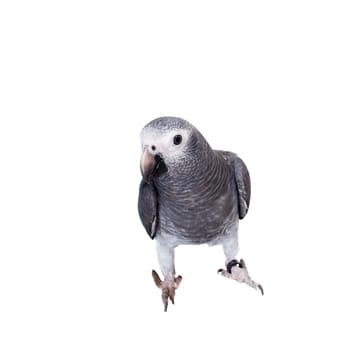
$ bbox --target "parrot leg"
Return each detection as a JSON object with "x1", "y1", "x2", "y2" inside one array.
[
  {"x1": 218, "y1": 259, "x2": 264, "y2": 295},
  {"x1": 218, "y1": 236, "x2": 263, "y2": 295},
  {"x1": 152, "y1": 241, "x2": 182, "y2": 311}
]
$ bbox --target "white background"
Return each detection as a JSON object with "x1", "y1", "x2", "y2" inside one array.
[{"x1": 1, "y1": 1, "x2": 349, "y2": 349}]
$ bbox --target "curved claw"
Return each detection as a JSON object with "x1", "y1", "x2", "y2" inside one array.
[
  {"x1": 239, "y1": 259, "x2": 247, "y2": 269},
  {"x1": 151, "y1": 270, "x2": 183, "y2": 312}
]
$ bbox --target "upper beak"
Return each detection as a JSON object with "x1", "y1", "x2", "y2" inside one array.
[
  {"x1": 140, "y1": 147, "x2": 168, "y2": 183},
  {"x1": 140, "y1": 147, "x2": 156, "y2": 183}
]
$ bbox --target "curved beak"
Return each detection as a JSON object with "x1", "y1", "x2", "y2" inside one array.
[
  {"x1": 140, "y1": 147, "x2": 168, "y2": 183},
  {"x1": 140, "y1": 148, "x2": 156, "y2": 183}
]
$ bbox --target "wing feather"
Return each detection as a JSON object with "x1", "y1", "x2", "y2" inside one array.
[
  {"x1": 138, "y1": 180, "x2": 158, "y2": 239},
  {"x1": 218, "y1": 151, "x2": 251, "y2": 220}
]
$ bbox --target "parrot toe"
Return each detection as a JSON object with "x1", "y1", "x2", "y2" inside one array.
[
  {"x1": 218, "y1": 259, "x2": 264, "y2": 295},
  {"x1": 152, "y1": 270, "x2": 183, "y2": 311}
]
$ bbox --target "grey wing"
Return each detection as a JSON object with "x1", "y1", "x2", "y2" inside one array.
[
  {"x1": 218, "y1": 151, "x2": 251, "y2": 220},
  {"x1": 232, "y1": 156, "x2": 251, "y2": 219},
  {"x1": 138, "y1": 180, "x2": 158, "y2": 239}
]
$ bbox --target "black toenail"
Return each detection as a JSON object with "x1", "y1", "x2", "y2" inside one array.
[{"x1": 258, "y1": 284, "x2": 264, "y2": 296}]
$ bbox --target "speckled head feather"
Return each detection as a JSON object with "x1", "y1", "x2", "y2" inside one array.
[{"x1": 143, "y1": 116, "x2": 194, "y2": 131}]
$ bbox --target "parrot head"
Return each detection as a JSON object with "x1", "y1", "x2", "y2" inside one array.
[{"x1": 140, "y1": 117, "x2": 208, "y2": 183}]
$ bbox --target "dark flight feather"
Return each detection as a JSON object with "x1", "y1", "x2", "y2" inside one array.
[{"x1": 138, "y1": 180, "x2": 158, "y2": 239}]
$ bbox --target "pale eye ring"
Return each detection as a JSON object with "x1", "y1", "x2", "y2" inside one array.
[{"x1": 173, "y1": 134, "x2": 182, "y2": 145}]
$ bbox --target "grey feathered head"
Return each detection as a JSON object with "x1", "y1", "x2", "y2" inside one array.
[{"x1": 140, "y1": 117, "x2": 210, "y2": 182}]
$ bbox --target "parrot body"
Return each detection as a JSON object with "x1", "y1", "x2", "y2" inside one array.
[{"x1": 138, "y1": 117, "x2": 262, "y2": 311}]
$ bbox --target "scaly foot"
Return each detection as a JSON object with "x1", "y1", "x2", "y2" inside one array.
[
  {"x1": 218, "y1": 259, "x2": 264, "y2": 295},
  {"x1": 152, "y1": 270, "x2": 183, "y2": 311}
]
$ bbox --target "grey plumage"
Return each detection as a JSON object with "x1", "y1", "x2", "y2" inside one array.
[
  {"x1": 138, "y1": 117, "x2": 250, "y2": 244},
  {"x1": 138, "y1": 116, "x2": 261, "y2": 311}
]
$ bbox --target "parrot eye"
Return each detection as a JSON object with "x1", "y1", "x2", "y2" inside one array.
[{"x1": 173, "y1": 135, "x2": 182, "y2": 145}]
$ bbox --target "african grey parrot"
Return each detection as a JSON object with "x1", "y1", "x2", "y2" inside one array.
[{"x1": 138, "y1": 117, "x2": 263, "y2": 311}]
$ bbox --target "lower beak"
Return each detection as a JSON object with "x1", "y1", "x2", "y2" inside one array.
[{"x1": 140, "y1": 148, "x2": 156, "y2": 183}]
